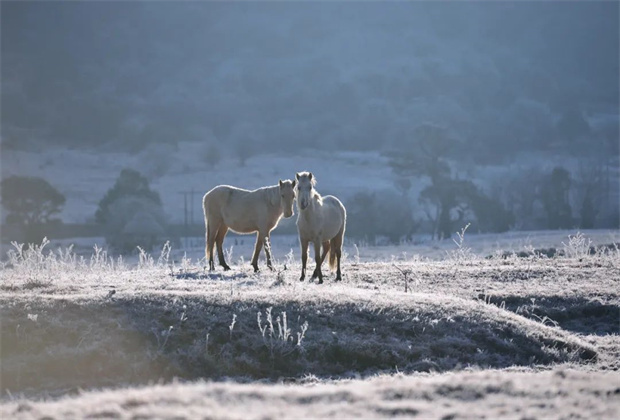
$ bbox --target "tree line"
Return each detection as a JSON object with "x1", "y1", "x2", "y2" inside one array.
[
  {"x1": 1, "y1": 169, "x2": 166, "y2": 252},
  {"x1": 346, "y1": 125, "x2": 617, "y2": 244},
  {"x1": 1, "y1": 146, "x2": 617, "y2": 251}
]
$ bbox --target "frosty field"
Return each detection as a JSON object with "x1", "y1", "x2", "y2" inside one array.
[{"x1": 1, "y1": 230, "x2": 619, "y2": 419}]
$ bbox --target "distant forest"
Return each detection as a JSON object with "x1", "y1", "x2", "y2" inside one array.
[
  {"x1": 2, "y1": 2, "x2": 618, "y2": 163},
  {"x1": 1, "y1": 2, "x2": 618, "y2": 247}
]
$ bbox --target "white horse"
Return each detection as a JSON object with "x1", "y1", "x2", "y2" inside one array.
[
  {"x1": 202, "y1": 180, "x2": 296, "y2": 272},
  {"x1": 295, "y1": 172, "x2": 346, "y2": 284}
]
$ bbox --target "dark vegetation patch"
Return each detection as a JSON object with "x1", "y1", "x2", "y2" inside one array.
[
  {"x1": 478, "y1": 295, "x2": 619, "y2": 335},
  {"x1": 0, "y1": 294, "x2": 596, "y2": 398},
  {"x1": 488, "y1": 243, "x2": 620, "y2": 259}
]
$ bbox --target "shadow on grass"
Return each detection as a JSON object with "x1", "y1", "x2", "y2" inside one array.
[
  {"x1": 488, "y1": 242, "x2": 620, "y2": 259},
  {"x1": 171, "y1": 269, "x2": 252, "y2": 281},
  {"x1": 1, "y1": 294, "x2": 597, "y2": 399},
  {"x1": 479, "y1": 294, "x2": 620, "y2": 336}
]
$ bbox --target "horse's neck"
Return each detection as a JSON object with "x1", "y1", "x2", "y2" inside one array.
[
  {"x1": 312, "y1": 191, "x2": 322, "y2": 207},
  {"x1": 265, "y1": 185, "x2": 281, "y2": 212},
  {"x1": 303, "y1": 192, "x2": 322, "y2": 215}
]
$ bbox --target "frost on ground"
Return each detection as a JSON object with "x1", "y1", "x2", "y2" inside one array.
[
  {"x1": 0, "y1": 231, "x2": 619, "y2": 418},
  {"x1": 2, "y1": 370, "x2": 618, "y2": 420}
]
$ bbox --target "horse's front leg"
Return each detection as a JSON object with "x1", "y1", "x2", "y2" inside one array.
[
  {"x1": 264, "y1": 234, "x2": 275, "y2": 271},
  {"x1": 216, "y1": 226, "x2": 231, "y2": 271},
  {"x1": 299, "y1": 238, "x2": 309, "y2": 281},
  {"x1": 314, "y1": 239, "x2": 323, "y2": 284},
  {"x1": 312, "y1": 241, "x2": 329, "y2": 279},
  {"x1": 206, "y1": 223, "x2": 218, "y2": 271},
  {"x1": 251, "y1": 233, "x2": 264, "y2": 273}
]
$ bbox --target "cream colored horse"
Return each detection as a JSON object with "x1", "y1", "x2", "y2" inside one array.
[
  {"x1": 295, "y1": 172, "x2": 346, "y2": 283},
  {"x1": 203, "y1": 180, "x2": 296, "y2": 272}
]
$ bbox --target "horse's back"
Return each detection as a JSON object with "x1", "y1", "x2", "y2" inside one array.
[
  {"x1": 203, "y1": 185, "x2": 272, "y2": 233},
  {"x1": 316, "y1": 195, "x2": 347, "y2": 239},
  {"x1": 322, "y1": 195, "x2": 346, "y2": 221},
  {"x1": 204, "y1": 185, "x2": 250, "y2": 205},
  {"x1": 203, "y1": 185, "x2": 239, "y2": 215},
  {"x1": 297, "y1": 195, "x2": 347, "y2": 241},
  {"x1": 205, "y1": 184, "x2": 249, "y2": 198}
]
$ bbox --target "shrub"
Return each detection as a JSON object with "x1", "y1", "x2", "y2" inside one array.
[
  {"x1": 96, "y1": 169, "x2": 166, "y2": 252},
  {"x1": 96, "y1": 169, "x2": 161, "y2": 225},
  {"x1": 468, "y1": 189, "x2": 515, "y2": 233},
  {"x1": 541, "y1": 167, "x2": 573, "y2": 229},
  {"x1": 346, "y1": 190, "x2": 416, "y2": 244},
  {"x1": 104, "y1": 196, "x2": 167, "y2": 253},
  {"x1": 0, "y1": 176, "x2": 66, "y2": 244}
]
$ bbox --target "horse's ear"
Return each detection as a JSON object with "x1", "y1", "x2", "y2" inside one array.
[
  {"x1": 292, "y1": 179, "x2": 296, "y2": 188},
  {"x1": 295, "y1": 173, "x2": 300, "y2": 181},
  {"x1": 308, "y1": 172, "x2": 313, "y2": 181},
  {"x1": 279, "y1": 179, "x2": 283, "y2": 187}
]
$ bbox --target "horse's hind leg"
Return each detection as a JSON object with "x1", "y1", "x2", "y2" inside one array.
[
  {"x1": 335, "y1": 246, "x2": 342, "y2": 281},
  {"x1": 216, "y1": 225, "x2": 231, "y2": 270},
  {"x1": 333, "y1": 228, "x2": 344, "y2": 281},
  {"x1": 312, "y1": 241, "x2": 330, "y2": 279}
]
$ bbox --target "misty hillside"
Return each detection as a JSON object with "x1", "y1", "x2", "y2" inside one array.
[
  {"x1": 1, "y1": 2, "x2": 619, "y2": 246},
  {"x1": 2, "y1": 2, "x2": 618, "y2": 163}
]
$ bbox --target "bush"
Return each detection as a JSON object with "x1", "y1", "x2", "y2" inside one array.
[
  {"x1": 468, "y1": 191, "x2": 515, "y2": 233},
  {"x1": 96, "y1": 169, "x2": 166, "y2": 253},
  {"x1": 96, "y1": 169, "x2": 162, "y2": 225},
  {"x1": 104, "y1": 196, "x2": 167, "y2": 253},
  {"x1": 346, "y1": 190, "x2": 416, "y2": 244},
  {"x1": 541, "y1": 167, "x2": 573, "y2": 229},
  {"x1": 0, "y1": 176, "x2": 66, "y2": 244}
]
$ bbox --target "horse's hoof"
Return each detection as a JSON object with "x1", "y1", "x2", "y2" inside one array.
[
  {"x1": 223, "y1": 266, "x2": 231, "y2": 271},
  {"x1": 299, "y1": 275, "x2": 305, "y2": 282},
  {"x1": 318, "y1": 279, "x2": 324, "y2": 285},
  {"x1": 253, "y1": 267, "x2": 259, "y2": 273}
]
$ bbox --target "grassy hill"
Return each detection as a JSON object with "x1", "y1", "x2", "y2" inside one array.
[{"x1": 1, "y1": 231, "x2": 618, "y2": 419}]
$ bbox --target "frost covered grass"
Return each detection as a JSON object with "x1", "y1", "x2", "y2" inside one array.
[
  {"x1": 2, "y1": 369, "x2": 618, "y2": 420},
  {"x1": 0, "y1": 231, "x2": 619, "y2": 418}
]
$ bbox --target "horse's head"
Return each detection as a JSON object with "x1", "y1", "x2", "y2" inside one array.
[
  {"x1": 295, "y1": 171, "x2": 315, "y2": 211},
  {"x1": 278, "y1": 179, "x2": 296, "y2": 218}
]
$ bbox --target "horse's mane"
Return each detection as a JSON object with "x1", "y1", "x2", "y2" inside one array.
[
  {"x1": 298, "y1": 172, "x2": 321, "y2": 205},
  {"x1": 313, "y1": 190, "x2": 323, "y2": 205}
]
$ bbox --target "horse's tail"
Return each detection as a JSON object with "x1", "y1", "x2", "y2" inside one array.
[
  {"x1": 203, "y1": 192, "x2": 210, "y2": 261},
  {"x1": 328, "y1": 243, "x2": 337, "y2": 271},
  {"x1": 329, "y1": 222, "x2": 345, "y2": 271}
]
